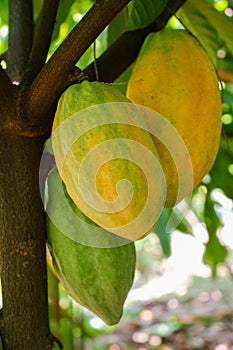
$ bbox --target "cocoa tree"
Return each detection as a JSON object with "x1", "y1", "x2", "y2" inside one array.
[
  {"x1": 0, "y1": 0, "x2": 187, "y2": 350},
  {"x1": 0, "y1": 0, "x2": 188, "y2": 348}
]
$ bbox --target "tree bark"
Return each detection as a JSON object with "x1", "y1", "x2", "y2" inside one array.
[
  {"x1": 7, "y1": 0, "x2": 34, "y2": 82},
  {"x1": 0, "y1": 132, "x2": 53, "y2": 349},
  {"x1": 24, "y1": 0, "x2": 60, "y2": 84}
]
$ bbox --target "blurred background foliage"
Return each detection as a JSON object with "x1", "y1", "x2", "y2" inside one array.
[{"x1": 1, "y1": 0, "x2": 233, "y2": 349}]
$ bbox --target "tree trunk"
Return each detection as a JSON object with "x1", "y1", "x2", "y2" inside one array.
[{"x1": 0, "y1": 133, "x2": 51, "y2": 349}]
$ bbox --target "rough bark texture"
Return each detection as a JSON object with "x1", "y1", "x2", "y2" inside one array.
[
  {"x1": 0, "y1": 134, "x2": 51, "y2": 350},
  {"x1": 24, "y1": 0, "x2": 60, "y2": 84},
  {"x1": 7, "y1": 0, "x2": 34, "y2": 82}
]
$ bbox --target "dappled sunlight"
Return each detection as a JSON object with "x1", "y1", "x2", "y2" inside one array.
[
  {"x1": 0, "y1": 25, "x2": 8, "y2": 39},
  {"x1": 225, "y1": 7, "x2": 233, "y2": 16},
  {"x1": 215, "y1": 345, "x2": 233, "y2": 350},
  {"x1": 128, "y1": 232, "x2": 209, "y2": 303},
  {"x1": 90, "y1": 317, "x2": 106, "y2": 329},
  {"x1": 221, "y1": 212, "x2": 233, "y2": 249}
]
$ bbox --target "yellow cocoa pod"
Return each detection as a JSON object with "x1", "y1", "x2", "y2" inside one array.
[
  {"x1": 52, "y1": 81, "x2": 165, "y2": 240},
  {"x1": 127, "y1": 28, "x2": 222, "y2": 207}
]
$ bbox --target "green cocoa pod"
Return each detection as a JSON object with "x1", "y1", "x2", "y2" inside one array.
[{"x1": 46, "y1": 168, "x2": 136, "y2": 326}]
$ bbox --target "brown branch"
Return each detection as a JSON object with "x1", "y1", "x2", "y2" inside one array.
[
  {"x1": 24, "y1": 0, "x2": 60, "y2": 84},
  {"x1": 26, "y1": 0, "x2": 131, "y2": 130},
  {"x1": 46, "y1": 332, "x2": 63, "y2": 349},
  {"x1": 84, "y1": 0, "x2": 188, "y2": 82},
  {"x1": 7, "y1": 0, "x2": 34, "y2": 83}
]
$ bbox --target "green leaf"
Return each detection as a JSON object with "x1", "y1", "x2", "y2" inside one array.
[
  {"x1": 153, "y1": 209, "x2": 172, "y2": 257},
  {"x1": 51, "y1": 0, "x2": 76, "y2": 42},
  {"x1": 33, "y1": 0, "x2": 43, "y2": 22},
  {"x1": 112, "y1": 64, "x2": 133, "y2": 95},
  {"x1": 202, "y1": 2, "x2": 233, "y2": 55},
  {"x1": 178, "y1": 1, "x2": 219, "y2": 64},
  {"x1": 153, "y1": 204, "x2": 195, "y2": 257},
  {"x1": 107, "y1": 0, "x2": 168, "y2": 45},
  {"x1": 107, "y1": 7, "x2": 128, "y2": 46},
  {"x1": 178, "y1": 0, "x2": 233, "y2": 64},
  {"x1": 128, "y1": 0, "x2": 168, "y2": 30},
  {"x1": 207, "y1": 136, "x2": 233, "y2": 199},
  {"x1": 0, "y1": 1, "x2": 8, "y2": 54},
  {"x1": 176, "y1": 211, "x2": 193, "y2": 234},
  {"x1": 49, "y1": 0, "x2": 94, "y2": 53},
  {"x1": 0, "y1": 0, "x2": 8, "y2": 23},
  {"x1": 203, "y1": 194, "x2": 228, "y2": 276},
  {"x1": 77, "y1": 45, "x2": 93, "y2": 69}
]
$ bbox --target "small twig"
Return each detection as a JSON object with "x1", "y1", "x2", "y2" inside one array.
[
  {"x1": 46, "y1": 332, "x2": 63, "y2": 349},
  {"x1": 93, "y1": 41, "x2": 100, "y2": 81},
  {"x1": 24, "y1": 0, "x2": 60, "y2": 84},
  {"x1": 67, "y1": 66, "x2": 88, "y2": 85}
]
